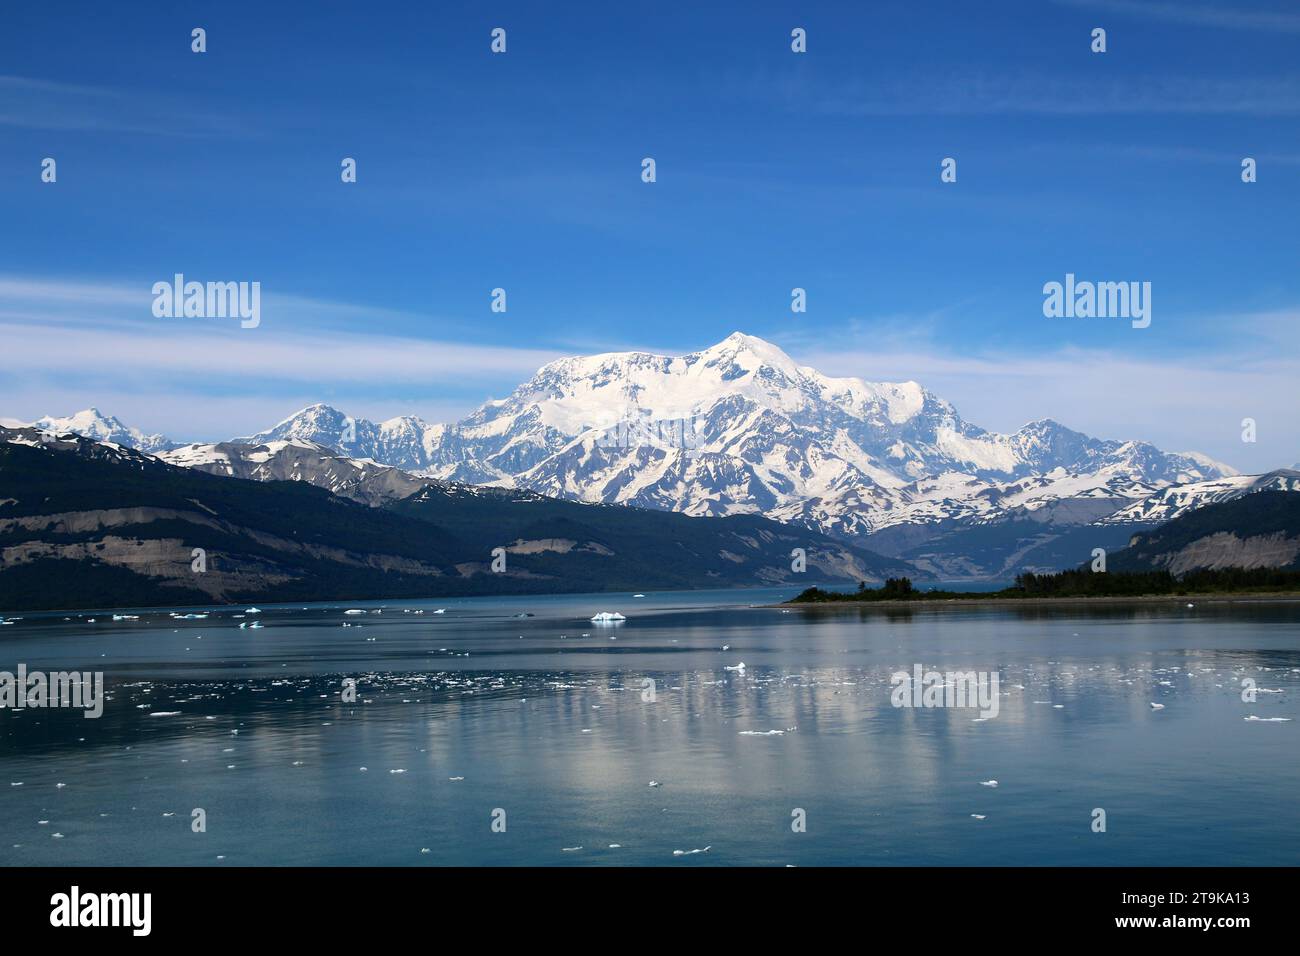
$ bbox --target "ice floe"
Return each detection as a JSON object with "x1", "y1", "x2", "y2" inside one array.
[{"x1": 672, "y1": 846, "x2": 711, "y2": 856}]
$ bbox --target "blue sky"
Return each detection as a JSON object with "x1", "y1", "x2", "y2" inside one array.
[{"x1": 1, "y1": 0, "x2": 1297, "y2": 472}]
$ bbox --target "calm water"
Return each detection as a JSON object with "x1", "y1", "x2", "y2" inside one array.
[{"x1": 2, "y1": 588, "x2": 1297, "y2": 866}]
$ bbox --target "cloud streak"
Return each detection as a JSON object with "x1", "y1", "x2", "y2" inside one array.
[
  {"x1": 3, "y1": 276, "x2": 1295, "y2": 473},
  {"x1": 0, "y1": 74, "x2": 254, "y2": 137},
  {"x1": 1052, "y1": 0, "x2": 1300, "y2": 35}
]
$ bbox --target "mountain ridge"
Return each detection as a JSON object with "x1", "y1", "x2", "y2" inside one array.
[
  {"x1": 218, "y1": 334, "x2": 1241, "y2": 545},
  {"x1": 14, "y1": 332, "x2": 1274, "y2": 579},
  {"x1": 0, "y1": 424, "x2": 923, "y2": 612}
]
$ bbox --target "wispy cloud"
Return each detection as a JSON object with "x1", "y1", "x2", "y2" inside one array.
[
  {"x1": 0, "y1": 275, "x2": 567, "y2": 438},
  {"x1": 789, "y1": 71, "x2": 1300, "y2": 117},
  {"x1": 0, "y1": 317, "x2": 562, "y2": 384},
  {"x1": 0, "y1": 75, "x2": 252, "y2": 136},
  {"x1": 1053, "y1": 0, "x2": 1300, "y2": 35},
  {"x1": 3, "y1": 276, "x2": 1295, "y2": 472},
  {"x1": 788, "y1": 327, "x2": 1298, "y2": 474}
]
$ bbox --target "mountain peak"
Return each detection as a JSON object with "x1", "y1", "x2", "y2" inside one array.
[
  {"x1": 27, "y1": 408, "x2": 176, "y2": 452},
  {"x1": 700, "y1": 331, "x2": 801, "y2": 376}
]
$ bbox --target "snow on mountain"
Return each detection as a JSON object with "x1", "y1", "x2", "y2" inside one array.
[
  {"x1": 17, "y1": 335, "x2": 1259, "y2": 546},
  {"x1": 159, "y1": 438, "x2": 432, "y2": 506},
  {"x1": 18, "y1": 408, "x2": 178, "y2": 453},
  {"x1": 1096, "y1": 469, "x2": 1300, "y2": 526},
  {"x1": 225, "y1": 332, "x2": 1240, "y2": 538},
  {"x1": 232, "y1": 404, "x2": 442, "y2": 472}
]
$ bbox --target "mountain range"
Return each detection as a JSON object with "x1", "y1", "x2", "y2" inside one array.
[
  {"x1": 0, "y1": 426, "x2": 916, "y2": 612},
  {"x1": 11, "y1": 332, "x2": 1294, "y2": 579}
]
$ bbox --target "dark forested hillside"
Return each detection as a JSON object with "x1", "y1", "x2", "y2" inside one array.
[{"x1": 0, "y1": 429, "x2": 922, "y2": 611}]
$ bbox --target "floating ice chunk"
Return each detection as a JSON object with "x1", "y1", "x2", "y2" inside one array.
[
  {"x1": 738, "y1": 729, "x2": 784, "y2": 736},
  {"x1": 1244, "y1": 716, "x2": 1292, "y2": 722},
  {"x1": 244, "y1": 608, "x2": 261, "y2": 614},
  {"x1": 1150, "y1": 702, "x2": 1165, "y2": 710},
  {"x1": 149, "y1": 711, "x2": 182, "y2": 718},
  {"x1": 633, "y1": 594, "x2": 645, "y2": 598},
  {"x1": 433, "y1": 609, "x2": 446, "y2": 614},
  {"x1": 979, "y1": 780, "x2": 998, "y2": 788},
  {"x1": 970, "y1": 814, "x2": 986, "y2": 820},
  {"x1": 672, "y1": 846, "x2": 711, "y2": 856},
  {"x1": 722, "y1": 644, "x2": 730, "y2": 651},
  {"x1": 590, "y1": 612, "x2": 625, "y2": 623},
  {"x1": 647, "y1": 780, "x2": 661, "y2": 788},
  {"x1": 343, "y1": 609, "x2": 365, "y2": 615},
  {"x1": 448, "y1": 776, "x2": 464, "y2": 781},
  {"x1": 561, "y1": 846, "x2": 583, "y2": 852},
  {"x1": 724, "y1": 662, "x2": 746, "y2": 672}
]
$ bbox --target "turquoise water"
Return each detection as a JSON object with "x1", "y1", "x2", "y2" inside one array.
[{"x1": 2, "y1": 588, "x2": 1297, "y2": 865}]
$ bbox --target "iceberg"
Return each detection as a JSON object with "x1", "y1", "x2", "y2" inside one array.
[{"x1": 590, "y1": 612, "x2": 625, "y2": 623}]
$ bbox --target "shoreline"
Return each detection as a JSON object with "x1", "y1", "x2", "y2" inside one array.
[{"x1": 772, "y1": 590, "x2": 1300, "y2": 610}]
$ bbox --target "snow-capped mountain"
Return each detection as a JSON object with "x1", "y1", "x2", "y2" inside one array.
[
  {"x1": 1097, "y1": 469, "x2": 1300, "y2": 526},
  {"x1": 232, "y1": 333, "x2": 1236, "y2": 538},
  {"x1": 233, "y1": 404, "x2": 444, "y2": 473},
  {"x1": 159, "y1": 439, "x2": 433, "y2": 506},
  {"x1": 6, "y1": 408, "x2": 178, "y2": 453},
  {"x1": 14, "y1": 334, "x2": 1262, "y2": 563}
]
